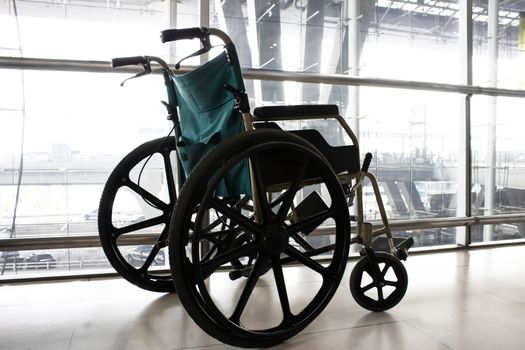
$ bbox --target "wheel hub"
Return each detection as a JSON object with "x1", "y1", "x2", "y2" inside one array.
[{"x1": 262, "y1": 224, "x2": 289, "y2": 255}]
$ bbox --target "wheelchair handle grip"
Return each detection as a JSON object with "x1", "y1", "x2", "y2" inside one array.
[
  {"x1": 361, "y1": 152, "x2": 373, "y2": 173},
  {"x1": 111, "y1": 56, "x2": 148, "y2": 68},
  {"x1": 161, "y1": 27, "x2": 209, "y2": 43}
]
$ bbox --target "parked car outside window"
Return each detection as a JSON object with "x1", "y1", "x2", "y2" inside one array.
[
  {"x1": 84, "y1": 209, "x2": 98, "y2": 221},
  {"x1": 24, "y1": 253, "x2": 56, "y2": 269},
  {"x1": 495, "y1": 224, "x2": 522, "y2": 240},
  {"x1": 0, "y1": 251, "x2": 24, "y2": 264},
  {"x1": 126, "y1": 246, "x2": 165, "y2": 267}
]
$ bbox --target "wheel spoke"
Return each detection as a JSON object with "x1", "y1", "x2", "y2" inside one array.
[
  {"x1": 201, "y1": 196, "x2": 251, "y2": 235},
  {"x1": 162, "y1": 150, "x2": 176, "y2": 204},
  {"x1": 360, "y1": 282, "x2": 375, "y2": 292},
  {"x1": 364, "y1": 264, "x2": 383, "y2": 284},
  {"x1": 384, "y1": 280, "x2": 399, "y2": 287},
  {"x1": 271, "y1": 255, "x2": 293, "y2": 321},
  {"x1": 201, "y1": 228, "x2": 241, "y2": 241},
  {"x1": 276, "y1": 158, "x2": 309, "y2": 223},
  {"x1": 209, "y1": 197, "x2": 263, "y2": 236},
  {"x1": 139, "y1": 233, "x2": 164, "y2": 272},
  {"x1": 280, "y1": 244, "x2": 336, "y2": 266},
  {"x1": 290, "y1": 232, "x2": 315, "y2": 251},
  {"x1": 250, "y1": 154, "x2": 272, "y2": 223},
  {"x1": 126, "y1": 181, "x2": 169, "y2": 211},
  {"x1": 201, "y1": 243, "x2": 219, "y2": 263},
  {"x1": 287, "y1": 207, "x2": 337, "y2": 235},
  {"x1": 231, "y1": 195, "x2": 251, "y2": 209},
  {"x1": 201, "y1": 196, "x2": 253, "y2": 236},
  {"x1": 156, "y1": 220, "x2": 170, "y2": 244},
  {"x1": 200, "y1": 241, "x2": 261, "y2": 278},
  {"x1": 229, "y1": 253, "x2": 269, "y2": 324},
  {"x1": 381, "y1": 264, "x2": 390, "y2": 278},
  {"x1": 377, "y1": 286, "x2": 384, "y2": 301},
  {"x1": 200, "y1": 215, "x2": 226, "y2": 235},
  {"x1": 115, "y1": 215, "x2": 166, "y2": 236},
  {"x1": 284, "y1": 245, "x2": 327, "y2": 275},
  {"x1": 268, "y1": 191, "x2": 287, "y2": 209}
]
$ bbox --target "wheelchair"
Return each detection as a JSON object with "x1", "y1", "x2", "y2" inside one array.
[{"x1": 98, "y1": 27, "x2": 414, "y2": 347}]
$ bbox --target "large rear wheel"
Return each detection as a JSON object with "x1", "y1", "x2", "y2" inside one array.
[
  {"x1": 98, "y1": 137, "x2": 177, "y2": 292},
  {"x1": 170, "y1": 129, "x2": 350, "y2": 347}
]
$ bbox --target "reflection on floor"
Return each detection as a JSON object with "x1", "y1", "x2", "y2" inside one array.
[{"x1": 2, "y1": 245, "x2": 525, "y2": 350}]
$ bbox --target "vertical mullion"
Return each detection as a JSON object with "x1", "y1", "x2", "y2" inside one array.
[
  {"x1": 458, "y1": 0, "x2": 473, "y2": 247},
  {"x1": 484, "y1": 0, "x2": 499, "y2": 241},
  {"x1": 166, "y1": 0, "x2": 177, "y2": 62},
  {"x1": 200, "y1": 0, "x2": 210, "y2": 64},
  {"x1": 346, "y1": 0, "x2": 360, "y2": 138},
  {"x1": 346, "y1": 0, "x2": 364, "y2": 252}
]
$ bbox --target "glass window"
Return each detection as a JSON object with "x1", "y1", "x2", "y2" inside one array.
[
  {"x1": 471, "y1": 95, "x2": 525, "y2": 243},
  {"x1": 0, "y1": 1, "x2": 171, "y2": 60},
  {"x1": 0, "y1": 71, "x2": 174, "y2": 241},
  {"x1": 4, "y1": 0, "x2": 525, "y2": 281},
  {"x1": 0, "y1": 247, "x2": 123, "y2": 278},
  {"x1": 473, "y1": 0, "x2": 525, "y2": 89},
  {"x1": 470, "y1": 1, "x2": 525, "y2": 243},
  {"x1": 211, "y1": 0, "x2": 346, "y2": 105},
  {"x1": 360, "y1": 88, "x2": 461, "y2": 223},
  {"x1": 362, "y1": 0, "x2": 461, "y2": 83}
]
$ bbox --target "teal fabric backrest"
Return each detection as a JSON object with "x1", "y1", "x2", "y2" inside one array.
[{"x1": 172, "y1": 47, "x2": 251, "y2": 197}]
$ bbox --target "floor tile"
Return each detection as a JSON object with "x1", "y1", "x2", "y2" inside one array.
[{"x1": 2, "y1": 245, "x2": 525, "y2": 349}]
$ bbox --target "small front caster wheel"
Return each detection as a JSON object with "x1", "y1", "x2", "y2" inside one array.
[{"x1": 349, "y1": 252, "x2": 408, "y2": 312}]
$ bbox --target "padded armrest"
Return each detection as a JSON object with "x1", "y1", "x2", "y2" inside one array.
[{"x1": 253, "y1": 104, "x2": 339, "y2": 119}]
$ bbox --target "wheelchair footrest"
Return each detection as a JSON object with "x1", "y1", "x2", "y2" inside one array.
[
  {"x1": 294, "y1": 191, "x2": 329, "y2": 235},
  {"x1": 371, "y1": 236, "x2": 414, "y2": 261},
  {"x1": 229, "y1": 268, "x2": 249, "y2": 281},
  {"x1": 394, "y1": 236, "x2": 414, "y2": 261}
]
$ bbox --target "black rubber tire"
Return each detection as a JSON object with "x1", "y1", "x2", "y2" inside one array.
[
  {"x1": 349, "y1": 252, "x2": 408, "y2": 312},
  {"x1": 170, "y1": 129, "x2": 350, "y2": 348},
  {"x1": 99, "y1": 137, "x2": 177, "y2": 293}
]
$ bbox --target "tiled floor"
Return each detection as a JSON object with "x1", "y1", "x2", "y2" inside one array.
[{"x1": 1, "y1": 245, "x2": 525, "y2": 349}]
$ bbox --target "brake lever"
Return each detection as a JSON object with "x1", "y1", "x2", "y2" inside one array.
[{"x1": 120, "y1": 62, "x2": 152, "y2": 87}]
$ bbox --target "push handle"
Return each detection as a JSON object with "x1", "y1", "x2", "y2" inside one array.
[
  {"x1": 361, "y1": 152, "x2": 373, "y2": 173},
  {"x1": 111, "y1": 56, "x2": 149, "y2": 68},
  {"x1": 161, "y1": 27, "x2": 209, "y2": 43}
]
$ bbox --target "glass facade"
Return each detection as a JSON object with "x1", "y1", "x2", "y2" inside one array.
[
  {"x1": 1, "y1": 0, "x2": 525, "y2": 279},
  {"x1": 469, "y1": 0, "x2": 525, "y2": 243}
]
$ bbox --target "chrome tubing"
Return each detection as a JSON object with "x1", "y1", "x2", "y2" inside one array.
[
  {"x1": 2, "y1": 213, "x2": 525, "y2": 252},
  {"x1": 3, "y1": 56, "x2": 525, "y2": 98}
]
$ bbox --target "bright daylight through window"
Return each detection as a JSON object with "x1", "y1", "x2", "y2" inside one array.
[{"x1": 1, "y1": 0, "x2": 525, "y2": 279}]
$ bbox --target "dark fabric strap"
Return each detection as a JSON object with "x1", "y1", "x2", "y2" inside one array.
[{"x1": 175, "y1": 47, "x2": 211, "y2": 69}]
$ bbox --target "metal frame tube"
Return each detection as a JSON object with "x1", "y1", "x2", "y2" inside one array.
[
  {"x1": 457, "y1": 0, "x2": 474, "y2": 247},
  {"x1": 347, "y1": 0, "x2": 361, "y2": 137},
  {"x1": 484, "y1": 0, "x2": 499, "y2": 241}
]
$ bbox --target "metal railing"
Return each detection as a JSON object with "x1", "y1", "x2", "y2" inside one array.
[
  {"x1": 2, "y1": 214, "x2": 525, "y2": 252},
  {"x1": 1, "y1": 55, "x2": 525, "y2": 253},
  {"x1": 3, "y1": 56, "x2": 525, "y2": 98},
  {"x1": 0, "y1": 258, "x2": 114, "y2": 272}
]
